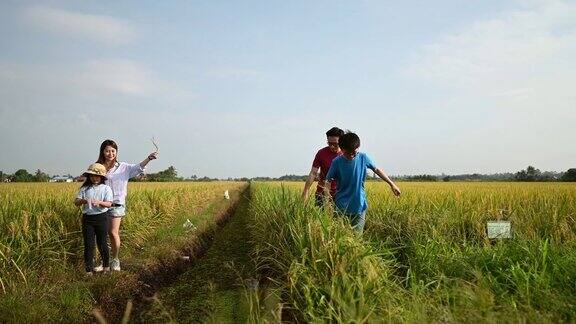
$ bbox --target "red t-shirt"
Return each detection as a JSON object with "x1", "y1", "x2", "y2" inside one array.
[{"x1": 312, "y1": 146, "x2": 342, "y2": 196}]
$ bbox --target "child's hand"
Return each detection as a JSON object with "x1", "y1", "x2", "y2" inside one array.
[{"x1": 148, "y1": 152, "x2": 158, "y2": 160}]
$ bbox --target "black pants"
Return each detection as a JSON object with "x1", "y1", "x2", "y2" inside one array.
[{"x1": 82, "y1": 212, "x2": 110, "y2": 272}]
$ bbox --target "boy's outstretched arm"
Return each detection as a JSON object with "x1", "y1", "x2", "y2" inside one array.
[
  {"x1": 374, "y1": 168, "x2": 401, "y2": 196},
  {"x1": 301, "y1": 167, "x2": 319, "y2": 201}
]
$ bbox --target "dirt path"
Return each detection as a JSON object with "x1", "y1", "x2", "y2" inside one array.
[{"x1": 133, "y1": 190, "x2": 257, "y2": 322}]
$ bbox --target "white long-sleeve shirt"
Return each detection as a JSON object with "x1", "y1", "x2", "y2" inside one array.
[{"x1": 105, "y1": 162, "x2": 144, "y2": 205}]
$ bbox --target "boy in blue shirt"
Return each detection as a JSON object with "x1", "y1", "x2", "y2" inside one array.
[{"x1": 324, "y1": 131, "x2": 401, "y2": 233}]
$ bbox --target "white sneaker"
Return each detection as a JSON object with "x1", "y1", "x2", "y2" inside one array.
[
  {"x1": 110, "y1": 258, "x2": 121, "y2": 271},
  {"x1": 93, "y1": 264, "x2": 104, "y2": 272}
]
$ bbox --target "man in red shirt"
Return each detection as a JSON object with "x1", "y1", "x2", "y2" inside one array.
[{"x1": 301, "y1": 127, "x2": 344, "y2": 206}]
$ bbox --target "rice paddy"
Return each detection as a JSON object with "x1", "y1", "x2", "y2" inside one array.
[
  {"x1": 0, "y1": 181, "x2": 246, "y2": 322},
  {"x1": 1, "y1": 181, "x2": 575, "y2": 322},
  {"x1": 248, "y1": 182, "x2": 576, "y2": 322}
]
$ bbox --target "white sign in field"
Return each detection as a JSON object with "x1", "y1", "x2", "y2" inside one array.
[{"x1": 487, "y1": 221, "x2": 511, "y2": 239}]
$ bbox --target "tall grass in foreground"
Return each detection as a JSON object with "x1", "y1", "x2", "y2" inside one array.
[
  {"x1": 0, "y1": 181, "x2": 244, "y2": 322},
  {"x1": 249, "y1": 182, "x2": 576, "y2": 322},
  {"x1": 249, "y1": 183, "x2": 404, "y2": 322},
  {"x1": 367, "y1": 182, "x2": 576, "y2": 322}
]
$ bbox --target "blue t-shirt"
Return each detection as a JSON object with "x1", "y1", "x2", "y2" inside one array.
[
  {"x1": 76, "y1": 184, "x2": 113, "y2": 215},
  {"x1": 325, "y1": 152, "x2": 376, "y2": 215}
]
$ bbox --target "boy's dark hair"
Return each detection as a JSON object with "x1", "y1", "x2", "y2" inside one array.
[
  {"x1": 326, "y1": 127, "x2": 344, "y2": 138},
  {"x1": 338, "y1": 131, "x2": 360, "y2": 152}
]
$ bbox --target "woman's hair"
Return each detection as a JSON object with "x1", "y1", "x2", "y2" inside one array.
[
  {"x1": 97, "y1": 139, "x2": 118, "y2": 165},
  {"x1": 81, "y1": 174, "x2": 105, "y2": 188}
]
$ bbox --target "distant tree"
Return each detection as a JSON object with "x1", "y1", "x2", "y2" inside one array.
[
  {"x1": 278, "y1": 174, "x2": 307, "y2": 181},
  {"x1": 443, "y1": 176, "x2": 450, "y2": 182},
  {"x1": 515, "y1": 170, "x2": 527, "y2": 181},
  {"x1": 251, "y1": 176, "x2": 272, "y2": 181},
  {"x1": 526, "y1": 166, "x2": 541, "y2": 180},
  {"x1": 515, "y1": 166, "x2": 541, "y2": 181},
  {"x1": 12, "y1": 169, "x2": 34, "y2": 182},
  {"x1": 147, "y1": 166, "x2": 182, "y2": 182},
  {"x1": 405, "y1": 174, "x2": 438, "y2": 182},
  {"x1": 561, "y1": 168, "x2": 576, "y2": 182},
  {"x1": 34, "y1": 169, "x2": 50, "y2": 182}
]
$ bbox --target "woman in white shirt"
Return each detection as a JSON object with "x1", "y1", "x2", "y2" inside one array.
[{"x1": 96, "y1": 139, "x2": 158, "y2": 271}]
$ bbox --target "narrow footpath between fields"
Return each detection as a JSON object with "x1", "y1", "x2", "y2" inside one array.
[{"x1": 133, "y1": 188, "x2": 259, "y2": 322}]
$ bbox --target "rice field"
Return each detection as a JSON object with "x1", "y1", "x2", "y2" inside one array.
[
  {"x1": 0, "y1": 181, "x2": 246, "y2": 322},
  {"x1": 1, "y1": 181, "x2": 575, "y2": 322},
  {"x1": 248, "y1": 182, "x2": 576, "y2": 322}
]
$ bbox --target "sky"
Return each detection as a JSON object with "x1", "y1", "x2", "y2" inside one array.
[{"x1": 1, "y1": 0, "x2": 575, "y2": 178}]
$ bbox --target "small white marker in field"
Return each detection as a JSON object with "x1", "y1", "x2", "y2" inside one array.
[
  {"x1": 183, "y1": 219, "x2": 196, "y2": 230},
  {"x1": 487, "y1": 221, "x2": 511, "y2": 239},
  {"x1": 224, "y1": 190, "x2": 230, "y2": 200}
]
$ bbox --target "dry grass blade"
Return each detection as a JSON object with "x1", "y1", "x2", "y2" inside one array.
[
  {"x1": 121, "y1": 300, "x2": 133, "y2": 324},
  {"x1": 0, "y1": 276, "x2": 5, "y2": 294},
  {"x1": 92, "y1": 308, "x2": 108, "y2": 324},
  {"x1": 151, "y1": 137, "x2": 159, "y2": 153}
]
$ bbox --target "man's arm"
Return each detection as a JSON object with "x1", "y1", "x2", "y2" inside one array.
[
  {"x1": 322, "y1": 179, "x2": 332, "y2": 198},
  {"x1": 323, "y1": 163, "x2": 336, "y2": 201},
  {"x1": 302, "y1": 167, "x2": 320, "y2": 201},
  {"x1": 374, "y1": 168, "x2": 401, "y2": 196}
]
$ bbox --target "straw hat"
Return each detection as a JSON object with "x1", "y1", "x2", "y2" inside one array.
[{"x1": 83, "y1": 163, "x2": 107, "y2": 179}]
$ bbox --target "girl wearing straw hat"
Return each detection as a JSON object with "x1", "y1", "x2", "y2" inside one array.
[
  {"x1": 74, "y1": 163, "x2": 113, "y2": 275},
  {"x1": 96, "y1": 139, "x2": 158, "y2": 271}
]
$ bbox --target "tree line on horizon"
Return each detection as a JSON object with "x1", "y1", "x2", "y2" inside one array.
[{"x1": 1, "y1": 165, "x2": 575, "y2": 183}]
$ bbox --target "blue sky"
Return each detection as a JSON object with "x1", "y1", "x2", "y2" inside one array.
[{"x1": 1, "y1": 0, "x2": 575, "y2": 178}]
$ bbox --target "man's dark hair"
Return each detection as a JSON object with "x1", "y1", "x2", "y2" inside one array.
[
  {"x1": 338, "y1": 131, "x2": 360, "y2": 152},
  {"x1": 326, "y1": 127, "x2": 344, "y2": 138}
]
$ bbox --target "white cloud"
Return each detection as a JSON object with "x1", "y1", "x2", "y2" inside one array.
[
  {"x1": 399, "y1": 0, "x2": 576, "y2": 173},
  {"x1": 404, "y1": 0, "x2": 576, "y2": 106},
  {"x1": 0, "y1": 59, "x2": 195, "y2": 112},
  {"x1": 79, "y1": 59, "x2": 159, "y2": 96},
  {"x1": 23, "y1": 5, "x2": 135, "y2": 44}
]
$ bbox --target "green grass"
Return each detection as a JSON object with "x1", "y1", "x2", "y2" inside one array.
[
  {"x1": 137, "y1": 189, "x2": 257, "y2": 323},
  {"x1": 2, "y1": 180, "x2": 575, "y2": 322},
  {"x1": 0, "y1": 181, "x2": 246, "y2": 322},
  {"x1": 248, "y1": 181, "x2": 576, "y2": 323}
]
